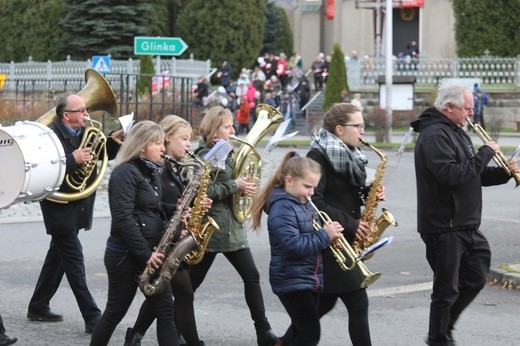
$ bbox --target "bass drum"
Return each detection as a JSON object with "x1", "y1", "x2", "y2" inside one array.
[{"x1": 0, "y1": 121, "x2": 66, "y2": 209}]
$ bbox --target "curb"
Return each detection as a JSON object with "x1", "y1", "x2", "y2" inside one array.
[{"x1": 489, "y1": 264, "x2": 520, "y2": 289}]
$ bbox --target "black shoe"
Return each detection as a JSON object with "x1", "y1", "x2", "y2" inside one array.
[
  {"x1": 123, "y1": 328, "x2": 142, "y2": 346},
  {"x1": 27, "y1": 309, "x2": 63, "y2": 322},
  {"x1": 257, "y1": 328, "x2": 279, "y2": 346},
  {"x1": 85, "y1": 316, "x2": 100, "y2": 334},
  {"x1": 0, "y1": 333, "x2": 17, "y2": 346}
]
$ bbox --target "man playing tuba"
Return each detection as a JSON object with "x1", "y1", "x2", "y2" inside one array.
[{"x1": 27, "y1": 92, "x2": 123, "y2": 335}]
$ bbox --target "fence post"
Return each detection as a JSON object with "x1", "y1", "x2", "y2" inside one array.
[
  {"x1": 47, "y1": 60, "x2": 52, "y2": 80},
  {"x1": 516, "y1": 56, "x2": 520, "y2": 87},
  {"x1": 9, "y1": 61, "x2": 15, "y2": 80},
  {"x1": 452, "y1": 57, "x2": 459, "y2": 78}
]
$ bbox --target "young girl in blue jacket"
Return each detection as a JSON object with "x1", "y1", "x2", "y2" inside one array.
[{"x1": 251, "y1": 151, "x2": 343, "y2": 346}]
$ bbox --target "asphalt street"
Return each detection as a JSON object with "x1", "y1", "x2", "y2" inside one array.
[{"x1": 1, "y1": 141, "x2": 520, "y2": 345}]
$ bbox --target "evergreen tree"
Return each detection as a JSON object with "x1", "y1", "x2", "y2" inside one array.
[
  {"x1": 262, "y1": 2, "x2": 293, "y2": 56},
  {"x1": 323, "y1": 44, "x2": 348, "y2": 111},
  {"x1": 0, "y1": 0, "x2": 66, "y2": 62},
  {"x1": 138, "y1": 55, "x2": 155, "y2": 95},
  {"x1": 176, "y1": 0, "x2": 266, "y2": 80},
  {"x1": 59, "y1": 0, "x2": 153, "y2": 60},
  {"x1": 453, "y1": 0, "x2": 520, "y2": 57}
]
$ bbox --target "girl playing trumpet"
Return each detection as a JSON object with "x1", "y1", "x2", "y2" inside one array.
[{"x1": 251, "y1": 151, "x2": 344, "y2": 346}]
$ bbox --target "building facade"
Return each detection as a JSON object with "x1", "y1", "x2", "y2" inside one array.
[{"x1": 292, "y1": 0, "x2": 456, "y2": 69}]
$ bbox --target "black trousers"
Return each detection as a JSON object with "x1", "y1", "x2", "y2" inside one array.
[
  {"x1": 421, "y1": 229, "x2": 491, "y2": 346},
  {"x1": 90, "y1": 250, "x2": 178, "y2": 346},
  {"x1": 133, "y1": 268, "x2": 201, "y2": 346},
  {"x1": 278, "y1": 290, "x2": 321, "y2": 346},
  {"x1": 189, "y1": 248, "x2": 271, "y2": 332},
  {"x1": 28, "y1": 230, "x2": 100, "y2": 323},
  {"x1": 318, "y1": 288, "x2": 371, "y2": 346}
]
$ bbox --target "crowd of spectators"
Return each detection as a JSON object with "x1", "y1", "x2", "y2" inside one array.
[{"x1": 193, "y1": 52, "x2": 314, "y2": 134}]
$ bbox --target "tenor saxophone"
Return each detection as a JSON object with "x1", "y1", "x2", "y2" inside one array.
[
  {"x1": 352, "y1": 140, "x2": 397, "y2": 258},
  {"x1": 138, "y1": 153, "x2": 218, "y2": 296}
]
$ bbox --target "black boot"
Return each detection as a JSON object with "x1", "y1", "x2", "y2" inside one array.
[
  {"x1": 123, "y1": 328, "x2": 142, "y2": 346},
  {"x1": 255, "y1": 319, "x2": 279, "y2": 346},
  {"x1": 0, "y1": 333, "x2": 17, "y2": 346}
]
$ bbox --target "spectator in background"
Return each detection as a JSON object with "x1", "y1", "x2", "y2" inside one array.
[
  {"x1": 351, "y1": 93, "x2": 364, "y2": 113},
  {"x1": 252, "y1": 66, "x2": 266, "y2": 92},
  {"x1": 236, "y1": 96, "x2": 251, "y2": 135},
  {"x1": 296, "y1": 77, "x2": 311, "y2": 110},
  {"x1": 276, "y1": 52, "x2": 289, "y2": 90},
  {"x1": 194, "y1": 75, "x2": 209, "y2": 107},
  {"x1": 217, "y1": 60, "x2": 232, "y2": 87},
  {"x1": 341, "y1": 89, "x2": 351, "y2": 103},
  {"x1": 473, "y1": 87, "x2": 489, "y2": 129},
  {"x1": 322, "y1": 54, "x2": 332, "y2": 86},
  {"x1": 279, "y1": 91, "x2": 295, "y2": 130},
  {"x1": 311, "y1": 56, "x2": 325, "y2": 91},
  {"x1": 406, "y1": 40, "x2": 419, "y2": 70}
]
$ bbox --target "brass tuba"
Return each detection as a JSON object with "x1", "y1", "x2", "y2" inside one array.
[
  {"x1": 38, "y1": 68, "x2": 118, "y2": 203},
  {"x1": 467, "y1": 119, "x2": 520, "y2": 187},
  {"x1": 231, "y1": 103, "x2": 284, "y2": 222},
  {"x1": 306, "y1": 197, "x2": 381, "y2": 288}
]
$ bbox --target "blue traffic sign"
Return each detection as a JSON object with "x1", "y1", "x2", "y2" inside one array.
[{"x1": 92, "y1": 55, "x2": 111, "y2": 73}]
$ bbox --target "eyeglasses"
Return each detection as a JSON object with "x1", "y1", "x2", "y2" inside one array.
[
  {"x1": 341, "y1": 123, "x2": 365, "y2": 130},
  {"x1": 64, "y1": 107, "x2": 90, "y2": 114}
]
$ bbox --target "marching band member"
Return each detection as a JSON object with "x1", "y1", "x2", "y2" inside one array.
[
  {"x1": 307, "y1": 103, "x2": 383, "y2": 345},
  {"x1": 191, "y1": 106, "x2": 279, "y2": 345},
  {"x1": 90, "y1": 121, "x2": 179, "y2": 346},
  {"x1": 250, "y1": 151, "x2": 343, "y2": 346},
  {"x1": 27, "y1": 92, "x2": 123, "y2": 334},
  {"x1": 127, "y1": 115, "x2": 207, "y2": 346}
]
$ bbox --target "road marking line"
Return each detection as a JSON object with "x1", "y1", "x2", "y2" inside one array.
[{"x1": 368, "y1": 281, "x2": 432, "y2": 297}]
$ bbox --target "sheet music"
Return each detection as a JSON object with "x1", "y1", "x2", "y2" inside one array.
[
  {"x1": 396, "y1": 127, "x2": 414, "y2": 157},
  {"x1": 203, "y1": 139, "x2": 233, "y2": 169},
  {"x1": 509, "y1": 144, "x2": 520, "y2": 161},
  {"x1": 263, "y1": 119, "x2": 299, "y2": 154},
  {"x1": 118, "y1": 112, "x2": 134, "y2": 134},
  {"x1": 361, "y1": 236, "x2": 393, "y2": 258}
]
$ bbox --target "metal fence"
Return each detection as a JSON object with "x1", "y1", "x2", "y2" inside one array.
[
  {"x1": 346, "y1": 55, "x2": 520, "y2": 89},
  {"x1": 0, "y1": 54, "x2": 216, "y2": 92}
]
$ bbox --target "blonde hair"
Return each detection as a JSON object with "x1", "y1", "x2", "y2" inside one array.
[
  {"x1": 198, "y1": 106, "x2": 233, "y2": 145},
  {"x1": 322, "y1": 103, "x2": 360, "y2": 133},
  {"x1": 250, "y1": 151, "x2": 321, "y2": 230},
  {"x1": 160, "y1": 114, "x2": 192, "y2": 140},
  {"x1": 112, "y1": 120, "x2": 164, "y2": 169}
]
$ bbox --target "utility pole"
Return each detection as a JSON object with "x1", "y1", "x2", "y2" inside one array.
[{"x1": 356, "y1": 0, "x2": 397, "y2": 142}]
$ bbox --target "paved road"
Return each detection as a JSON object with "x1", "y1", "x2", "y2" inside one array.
[{"x1": 1, "y1": 146, "x2": 520, "y2": 345}]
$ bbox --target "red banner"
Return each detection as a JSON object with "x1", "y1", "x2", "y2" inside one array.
[
  {"x1": 400, "y1": 0, "x2": 424, "y2": 8},
  {"x1": 326, "y1": 0, "x2": 335, "y2": 20}
]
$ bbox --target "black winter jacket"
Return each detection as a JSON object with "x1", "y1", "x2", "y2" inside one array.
[
  {"x1": 411, "y1": 107, "x2": 510, "y2": 233},
  {"x1": 108, "y1": 159, "x2": 167, "y2": 266},
  {"x1": 307, "y1": 147, "x2": 370, "y2": 293},
  {"x1": 40, "y1": 117, "x2": 120, "y2": 235}
]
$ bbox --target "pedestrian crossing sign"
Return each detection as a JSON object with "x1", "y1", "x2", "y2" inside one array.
[{"x1": 92, "y1": 55, "x2": 111, "y2": 73}]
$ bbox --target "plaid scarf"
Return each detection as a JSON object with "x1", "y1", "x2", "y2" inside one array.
[{"x1": 310, "y1": 128, "x2": 367, "y2": 187}]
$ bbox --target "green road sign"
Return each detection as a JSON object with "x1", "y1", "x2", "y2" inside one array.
[{"x1": 134, "y1": 37, "x2": 188, "y2": 56}]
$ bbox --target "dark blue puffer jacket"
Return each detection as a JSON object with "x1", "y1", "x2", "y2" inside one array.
[{"x1": 266, "y1": 188, "x2": 331, "y2": 295}]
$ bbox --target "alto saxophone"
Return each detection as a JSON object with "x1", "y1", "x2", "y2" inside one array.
[
  {"x1": 352, "y1": 140, "x2": 397, "y2": 258},
  {"x1": 138, "y1": 152, "x2": 218, "y2": 296}
]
